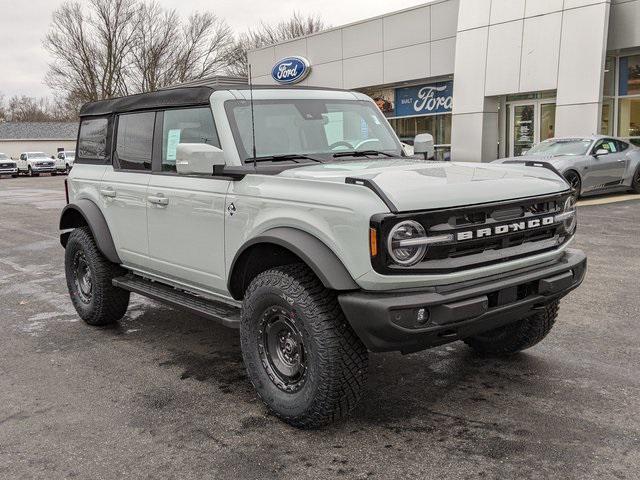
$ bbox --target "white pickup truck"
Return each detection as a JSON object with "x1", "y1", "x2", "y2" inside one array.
[{"x1": 17, "y1": 151, "x2": 56, "y2": 176}]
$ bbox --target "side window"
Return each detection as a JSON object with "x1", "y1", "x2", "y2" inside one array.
[
  {"x1": 20, "y1": 154, "x2": 26, "y2": 160},
  {"x1": 161, "y1": 107, "x2": 219, "y2": 172},
  {"x1": 616, "y1": 140, "x2": 629, "y2": 152},
  {"x1": 115, "y1": 112, "x2": 155, "y2": 171},
  {"x1": 78, "y1": 118, "x2": 109, "y2": 161},
  {"x1": 594, "y1": 140, "x2": 616, "y2": 153}
]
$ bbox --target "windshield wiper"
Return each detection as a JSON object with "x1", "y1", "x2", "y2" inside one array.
[
  {"x1": 332, "y1": 150, "x2": 395, "y2": 159},
  {"x1": 244, "y1": 154, "x2": 323, "y2": 164}
]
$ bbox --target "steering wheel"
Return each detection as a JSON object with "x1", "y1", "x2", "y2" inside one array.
[{"x1": 329, "y1": 141, "x2": 354, "y2": 151}]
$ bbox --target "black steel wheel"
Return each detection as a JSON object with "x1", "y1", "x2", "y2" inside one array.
[
  {"x1": 65, "y1": 227, "x2": 130, "y2": 326},
  {"x1": 259, "y1": 306, "x2": 307, "y2": 393},
  {"x1": 72, "y1": 250, "x2": 93, "y2": 304},
  {"x1": 564, "y1": 170, "x2": 581, "y2": 196},
  {"x1": 240, "y1": 264, "x2": 368, "y2": 429}
]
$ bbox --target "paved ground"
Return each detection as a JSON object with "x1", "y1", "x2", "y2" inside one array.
[{"x1": 1, "y1": 174, "x2": 639, "y2": 480}]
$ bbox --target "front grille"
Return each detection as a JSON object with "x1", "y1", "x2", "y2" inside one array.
[
  {"x1": 372, "y1": 192, "x2": 571, "y2": 275},
  {"x1": 0, "y1": 163, "x2": 14, "y2": 168}
]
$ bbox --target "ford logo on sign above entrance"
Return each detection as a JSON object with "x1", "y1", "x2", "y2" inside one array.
[{"x1": 271, "y1": 56, "x2": 311, "y2": 84}]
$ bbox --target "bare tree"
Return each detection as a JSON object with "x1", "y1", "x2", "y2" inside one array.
[
  {"x1": 1, "y1": 95, "x2": 76, "y2": 122},
  {"x1": 226, "y1": 12, "x2": 327, "y2": 78},
  {"x1": 45, "y1": 0, "x2": 140, "y2": 104},
  {"x1": 44, "y1": 0, "x2": 234, "y2": 107}
]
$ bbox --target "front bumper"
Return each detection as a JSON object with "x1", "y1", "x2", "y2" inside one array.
[
  {"x1": 32, "y1": 166, "x2": 56, "y2": 172},
  {"x1": 338, "y1": 249, "x2": 586, "y2": 353},
  {"x1": 0, "y1": 167, "x2": 18, "y2": 174}
]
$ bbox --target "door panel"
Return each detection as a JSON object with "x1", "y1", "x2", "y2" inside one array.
[
  {"x1": 100, "y1": 169, "x2": 151, "y2": 267},
  {"x1": 146, "y1": 175, "x2": 230, "y2": 293},
  {"x1": 583, "y1": 139, "x2": 627, "y2": 192}
]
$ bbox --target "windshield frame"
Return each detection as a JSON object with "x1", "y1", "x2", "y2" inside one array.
[
  {"x1": 224, "y1": 98, "x2": 403, "y2": 165},
  {"x1": 525, "y1": 138, "x2": 594, "y2": 157}
]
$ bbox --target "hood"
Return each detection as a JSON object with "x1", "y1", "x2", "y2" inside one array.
[{"x1": 277, "y1": 159, "x2": 569, "y2": 212}]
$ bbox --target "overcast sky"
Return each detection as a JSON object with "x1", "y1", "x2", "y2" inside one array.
[{"x1": 0, "y1": 0, "x2": 425, "y2": 99}]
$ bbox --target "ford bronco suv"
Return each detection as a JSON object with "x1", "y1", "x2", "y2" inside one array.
[{"x1": 60, "y1": 84, "x2": 586, "y2": 428}]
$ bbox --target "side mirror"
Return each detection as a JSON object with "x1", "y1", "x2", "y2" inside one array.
[
  {"x1": 176, "y1": 143, "x2": 226, "y2": 175},
  {"x1": 594, "y1": 148, "x2": 609, "y2": 157},
  {"x1": 413, "y1": 133, "x2": 435, "y2": 160}
]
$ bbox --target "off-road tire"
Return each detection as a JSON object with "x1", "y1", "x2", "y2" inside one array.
[
  {"x1": 632, "y1": 167, "x2": 640, "y2": 194},
  {"x1": 64, "y1": 227, "x2": 130, "y2": 326},
  {"x1": 464, "y1": 300, "x2": 559, "y2": 355},
  {"x1": 11, "y1": 174, "x2": 18, "y2": 178},
  {"x1": 240, "y1": 264, "x2": 368, "y2": 429}
]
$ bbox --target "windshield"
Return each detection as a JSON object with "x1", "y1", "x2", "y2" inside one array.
[
  {"x1": 526, "y1": 139, "x2": 592, "y2": 156},
  {"x1": 225, "y1": 99, "x2": 402, "y2": 162},
  {"x1": 67, "y1": 151, "x2": 75, "y2": 158},
  {"x1": 29, "y1": 152, "x2": 48, "y2": 159},
  {"x1": 0, "y1": 154, "x2": 8, "y2": 160}
]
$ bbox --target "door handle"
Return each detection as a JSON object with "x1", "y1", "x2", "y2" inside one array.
[
  {"x1": 100, "y1": 188, "x2": 116, "y2": 198},
  {"x1": 147, "y1": 195, "x2": 169, "y2": 206}
]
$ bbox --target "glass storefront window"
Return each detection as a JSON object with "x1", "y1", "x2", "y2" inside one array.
[
  {"x1": 619, "y1": 55, "x2": 640, "y2": 96},
  {"x1": 540, "y1": 103, "x2": 556, "y2": 141},
  {"x1": 618, "y1": 97, "x2": 640, "y2": 138},
  {"x1": 603, "y1": 56, "x2": 615, "y2": 97},
  {"x1": 600, "y1": 100, "x2": 613, "y2": 136},
  {"x1": 388, "y1": 114, "x2": 452, "y2": 160}
]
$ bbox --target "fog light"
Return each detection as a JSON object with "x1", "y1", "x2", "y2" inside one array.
[{"x1": 416, "y1": 308, "x2": 428, "y2": 325}]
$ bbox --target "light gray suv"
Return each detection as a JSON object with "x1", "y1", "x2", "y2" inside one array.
[{"x1": 59, "y1": 84, "x2": 586, "y2": 428}]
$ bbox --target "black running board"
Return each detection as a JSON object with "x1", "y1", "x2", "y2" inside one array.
[{"x1": 113, "y1": 274, "x2": 240, "y2": 329}]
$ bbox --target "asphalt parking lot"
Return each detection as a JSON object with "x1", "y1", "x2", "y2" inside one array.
[{"x1": 1, "y1": 174, "x2": 639, "y2": 480}]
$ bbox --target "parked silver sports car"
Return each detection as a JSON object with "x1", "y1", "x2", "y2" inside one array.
[{"x1": 494, "y1": 135, "x2": 640, "y2": 197}]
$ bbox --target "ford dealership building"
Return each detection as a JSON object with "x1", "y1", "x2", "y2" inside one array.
[{"x1": 248, "y1": 0, "x2": 640, "y2": 161}]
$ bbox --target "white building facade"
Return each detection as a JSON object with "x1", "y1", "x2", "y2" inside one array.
[{"x1": 248, "y1": 0, "x2": 640, "y2": 162}]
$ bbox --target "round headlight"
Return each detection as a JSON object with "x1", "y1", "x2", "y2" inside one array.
[
  {"x1": 387, "y1": 220, "x2": 427, "y2": 266},
  {"x1": 563, "y1": 196, "x2": 577, "y2": 235}
]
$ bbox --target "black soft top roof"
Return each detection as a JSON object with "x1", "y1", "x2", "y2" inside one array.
[
  {"x1": 79, "y1": 86, "x2": 215, "y2": 117},
  {"x1": 79, "y1": 84, "x2": 348, "y2": 117}
]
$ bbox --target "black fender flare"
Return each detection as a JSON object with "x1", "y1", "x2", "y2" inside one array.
[
  {"x1": 59, "y1": 199, "x2": 121, "y2": 264},
  {"x1": 228, "y1": 227, "x2": 359, "y2": 299}
]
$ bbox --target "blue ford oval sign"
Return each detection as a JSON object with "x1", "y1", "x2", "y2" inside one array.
[{"x1": 271, "y1": 56, "x2": 311, "y2": 84}]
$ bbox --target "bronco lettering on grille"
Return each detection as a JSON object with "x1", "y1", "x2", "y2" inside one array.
[{"x1": 456, "y1": 216, "x2": 555, "y2": 241}]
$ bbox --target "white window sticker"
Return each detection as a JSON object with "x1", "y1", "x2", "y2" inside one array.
[{"x1": 166, "y1": 129, "x2": 182, "y2": 161}]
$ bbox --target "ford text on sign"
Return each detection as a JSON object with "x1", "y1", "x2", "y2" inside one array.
[
  {"x1": 395, "y1": 81, "x2": 453, "y2": 117},
  {"x1": 271, "y1": 57, "x2": 311, "y2": 84}
]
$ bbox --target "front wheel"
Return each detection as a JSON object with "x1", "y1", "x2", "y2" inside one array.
[
  {"x1": 240, "y1": 264, "x2": 368, "y2": 428},
  {"x1": 564, "y1": 171, "x2": 581, "y2": 197},
  {"x1": 64, "y1": 227, "x2": 130, "y2": 326},
  {"x1": 631, "y1": 167, "x2": 640, "y2": 194},
  {"x1": 464, "y1": 301, "x2": 559, "y2": 355}
]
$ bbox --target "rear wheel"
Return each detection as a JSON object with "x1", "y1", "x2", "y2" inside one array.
[
  {"x1": 564, "y1": 170, "x2": 581, "y2": 196},
  {"x1": 464, "y1": 301, "x2": 559, "y2": 355},
  {"x1": 240, "y1": 264, "x2": 368, "y2": 428},
  {"x1": 64, "y1": 227, "x2": 130, "y2": 326}
]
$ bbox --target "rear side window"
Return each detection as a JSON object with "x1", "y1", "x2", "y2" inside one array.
[
  {"x1": 78, "y1": 118, "x2": 108, "y2": 161},
  {"x1": 616, "y1": 140, "x2": 629, "y2": 152},
  {"x1": 115, "y1": 112, "x2": 155, "y2": 171},
  {"x1": 161, "y1": 107, "x2": 219, "y2": 172}
]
